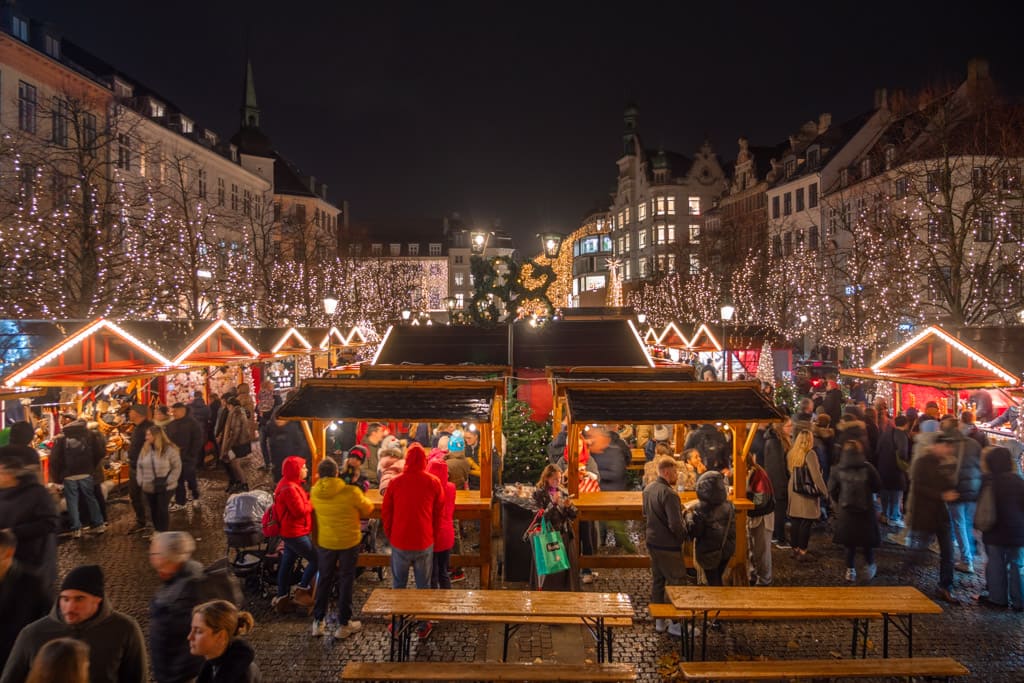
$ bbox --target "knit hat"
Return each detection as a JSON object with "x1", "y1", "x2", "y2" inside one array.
[
  {"x1": 61, "y1": 565, "x2": 104, "y2": 598},
  {"x1": 448, "y1": 430, "x2": 465, "y2": 452},
  {"x1": 652, "y1": 424, "x2": 671, "y2": 442},
  {"x1": 437, "y1": 435, "x2": 450, "y2": 452},
  {"x1": 919, "y1": 419, "x2": 940, "y2": 433},
  {"x1": 379, "y1": 435, "x2": 400, "y2": 453},
  {"x1": 347, "y1": 445, "x2": 368, "y2": 462}
]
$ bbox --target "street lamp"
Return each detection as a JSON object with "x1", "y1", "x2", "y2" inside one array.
[
  {"x1": 637, "y1": 313, "x2": 647, "y2": 325},
  {"x1": 720, "y1": 302, "x2": 735, "y2": 381},
  {"x1": 538, "y1": 232, "x2": 564, "y2": 259},
  {"x1": 323, "y1": 295, "x2": 339, "y2": 317},
  {"x1": 470, "y1": 230, "x2": 491, "y2": 255},
  {"x1": 401, "y1": 309, "x2": 411, "y2": 322}
]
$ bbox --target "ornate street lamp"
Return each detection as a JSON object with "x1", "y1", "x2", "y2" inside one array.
[
  {"x1": 538, "y1": 232, "x2": 564, "y2": 259},
  {"x1": 720, "y1": 302, "x2": 735, "y2": 381},
  {"x1": 470, "y1": 229, "x2": 490, "y2": 255}
]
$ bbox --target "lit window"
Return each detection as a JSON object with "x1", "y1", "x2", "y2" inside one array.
[
  {"x1": 689, "y1": 224, "x2": 700, "y2": 244},
  {"x1": 638, "y1": 202, "x2": 647, "y2": 221},
  {"x1": 624, "y1": 206, "x2": 630, "y2": 224},
  {"x1": 689, "y1": 255, "x2": 700, "y2": 275},
  {"x1": 667, "y1": 254, "x2": 676, "y2": 272},
  {"x1": 624, "y1": 260, "x2": 631, "y2": 280},
  {"x1": 454, "y1": 272, "x2": 464, "y2": 286},
  {"x1": 655, "y1": 197, "x2": 665, "y2": 215},
  {"x1": 455, "y1": 293, "x2": 464, "y2": 308},
  {"x1": 429, "y1": 243, "x2": 442, "y2": 256},
  {"x1": 638, "y1": 229, "x2": 647, "y2": 249},
  {"x1": 409, "y1": 243, "x2": 419, "y2": 256},
  {"x1": 639, "y1": 258, "x2": 647, "y2": 278},
  {"x1": 624, "y1": 232, "x2": 631, "y2": 251},
  {"x1": 688, "y1": 196, "x2": 700, "y2": 215},
  {"x1": 667, "y1": 196, "x2": 676, "y2": 215}
]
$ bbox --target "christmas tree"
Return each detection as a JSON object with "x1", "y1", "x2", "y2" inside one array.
[
  {"x1": 501, "y1": 396, "x2": 552, "y2": 484},
  {"x1": 605, "y1": 258, "x2": 623, "y2": 307},
  {"x1": 755, "y1": 341, "x2": 775, "y2": 384}
]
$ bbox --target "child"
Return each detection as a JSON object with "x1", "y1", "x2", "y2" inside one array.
[{"x1": 684, "y1": 470, "x2": 736, "y2": 585}]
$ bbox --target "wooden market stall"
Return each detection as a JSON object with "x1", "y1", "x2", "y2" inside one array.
[
  {"x1": 276, "y1": 377, "x2": 505, "y2": 587},
  {"x1": 557, "y1": 379, "x2": 788, "y2": 580},
  {"x1": 166, "y1": 319, "x2": 260, "y2": 403}
]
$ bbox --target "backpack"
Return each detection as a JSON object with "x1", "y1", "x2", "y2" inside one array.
[
  {"x1": 261, "y1": 501, "x2": 282, "y2": 538},
  {"x1": 197, "y1": 558, "x2": 244, "y2": 607}
]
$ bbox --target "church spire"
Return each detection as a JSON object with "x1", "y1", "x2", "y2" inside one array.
[{"x1": 241, "y1": 59, "x2": 260, "y2": 129}]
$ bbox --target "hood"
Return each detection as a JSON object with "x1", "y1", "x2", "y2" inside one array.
[
  {"x1": 404, "y1": 443, "x2": 427, "y2": 472},
  {"x1": 50, "y1": 591, "x2": 113, "y2": 626},
  {"x1": 427, "y1": 447, "x2": 448, "y2": 463},
  {"x1": 217, "y1": 638, "x2": 256, "y2": 669},
  {"x1": 427, "y1": 458, "x2": 450, "y2": 483},
  {"x1": 837, "y1": 418, "x2": 866, "y2": 436},
  {"x1": 312, "y1": 476, "x2": 346, "y2": 499},
  {"x1": 985, "y1": 446, "x2": 1015, "y2": 475},
  {"x1": 812, "y1": 425, "x2": 834, "y2": 440},
  {"x1": 61, "y1": 420, "x2": 89, "y2": 439},
  {"x1": 281, "y1": 456, "x2": 306, "y2": 483},
  {"x1": 696, "y1": 470, "x2": 728, "y2": 505}
]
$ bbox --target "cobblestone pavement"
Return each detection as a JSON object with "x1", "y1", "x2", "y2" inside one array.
[{"x1": 57, "y1": 464, "x2": 1022, "y2": 681}]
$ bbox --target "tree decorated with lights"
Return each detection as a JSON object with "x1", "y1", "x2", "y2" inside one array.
[
  {"x1": 755, "y1": 340, "x2": 775, "y2": 384},
  {"x1": 605, "y1": 258, "x2": 623, "y2": 307},
  {"x1": 628, "y1": 267, "x2": 723, "y2": 328}
]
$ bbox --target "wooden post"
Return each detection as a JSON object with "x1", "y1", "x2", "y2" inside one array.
[
  {"x1": 479, "y1": 423, "x2": 492, "y2": 500},
  {"x1": 566, "y1": 423, "x2": 581, "y2": 495},
  {"x1": 301, "y1": 420, "x2": 321, "y2": 481},
  {"x1": 730, "y1": 421, "x2": 751, "y2": 586}
]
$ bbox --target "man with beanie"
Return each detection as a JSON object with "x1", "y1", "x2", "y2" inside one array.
[
  {"x1": 1, "y1": 564, "x2": 147, "y2": 683},
  {"x1": 381, "y1": 443, "x2": 444, "y2": 639},
  {"x1": 0, "y1": 421, "x2": 40, "y2": 470},
  {"x1": 126, "y1": 404, "x2": 154, "y2": 533}
]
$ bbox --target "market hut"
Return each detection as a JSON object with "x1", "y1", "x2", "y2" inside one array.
[
  {"x1": 275, "y1": 377, "x2": 504, "y2": 587},
  {"x1": 557, "y1": 378, "x2": 788, "y2": 580},
  {"x1": 242, "y1": 326, "x2": 327, "y2": 391},
  {"x1": 317, "y1": 326, "x2": 368, "y2": 370},
  {"x1": 165, "y1": 319, "x2": 260, "y2": 403}
]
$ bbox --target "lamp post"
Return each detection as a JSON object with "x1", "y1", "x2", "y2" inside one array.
[
  {"x1": 720, "y1": 302, "x2": 735, "y2": 381},
  {"x1": 322, "y1": 294, "x2": 339, "y2": 317},
  {"x1": 401, "y1": 309, "x2": 411, "y2": 323}
]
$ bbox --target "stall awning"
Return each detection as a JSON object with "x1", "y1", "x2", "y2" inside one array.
[
  {"x1": 317, "y1": 326, "x2": 367, "y2": 350},
  {"x1": 172, "y1": 319, "x2": 259, "y2": 366},
  {"x1": 276, "y1": 378, "x2": 503, "y2": 422},
  {"x1": 564, "y1": 381, "x2": 788, "y2": 424},
  {"x1": 358, "y1": 364, "x2": 509, "y2": 381},
  {"x1": 844, "y1": 325, "x2": 1021, "y2": 390}
]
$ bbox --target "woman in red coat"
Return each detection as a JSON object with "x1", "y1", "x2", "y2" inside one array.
[
  {"x1": 427, "y1": 458, "x2": 456, "y2": 588},
  {"x1": 272, "y1": 456, "x2": 319, "y2": 608}
]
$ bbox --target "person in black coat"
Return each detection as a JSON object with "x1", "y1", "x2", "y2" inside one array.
[
  {"x1": 683, "y1": 424, "x2": 731, "y2": 474},
  {"x1": 149, "y1": 532, "x2": 207, "y2": 683},
  {"x1": 762, "y1": 421, "x2": 792, "y2": 547},
  {"x1": 876, "y1": 416, "x2": 911, "y2": 527},
  {"x1": 189, "y1": 392, "x2": 212, "y2": 433},
  {"x1": 828, "y1": 441, "x2": 881, "y2": 582},
  {"x1": 0, "y1": 421, "x2": 40, "y2": 470},
  {"x1": 0, "y1": 530, "x2": 51, "y2": 665},
  {"x1": 263, "y1": 413, "x2": 311, "y2": 483},
  {"x1": 979, "y1": 446, "x2": 1024, "y2": 610},
  {"x1": 166, "y1": 404, "x2": 204, "y2": 510},
  {"x1": 0, "y1": 456, "x2": 59, "y2": 590}
]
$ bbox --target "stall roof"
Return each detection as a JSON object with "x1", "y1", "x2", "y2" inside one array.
[
  {"x1": 358, "y1": 364, "x2": 509, "y2": 381},
  {"x1": 172, "y1": 319, "x2": 259, "y2": 366},
  {"x1": 548, "y1": 365, "x2": 697, "y2": 385},
  {"x1": 373, "y1": 319, "x2": 653, "y2": 368},
  {"x1": 564, "y1": 380, "x2": 788, "y2": 423},
  {"x1": 239, "y1": 327, "x2": 327, "y2": 357},
  {"x1": 843, "y1": 325, "x2": 1021, "y2": 389},
  {"x1": 317, "y1": 326, "x2": 367, "y2": 350},
  {"x1": 276, "y1": 378, "x2": 504, "y2": 422}
]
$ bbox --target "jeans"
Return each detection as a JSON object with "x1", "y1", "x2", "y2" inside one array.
[
  {"x1": 174, "y1": 462, "x2": 200, "y2": 505},
  {"x1": 391, "y1": 546, "x2": 433, "y2": 589},
  {"x1": 881, "y1": 490, "x2": 903, "y2": 523},
  {"x1": 145, "y1": 491, "x2": 171, "y2": 532},
  {"x1": 791, "y1": 517, "x2": 813, "y2": 551},
  {"x1": 949, "y1": 501, "x2": 977, "y2": 563},
  {"x1": 649, "y1": 547, "x2": 687, "y2": 603},
  {"x1": 314, "y1": 545, "x2": 359, "y2": 623},
  {"x1": 63, "y1": 476, "x2": 103, "y2": 530},
  {"x1": 431, "y1": 549, "x2": 451, "y2": 589},
  {"x1": 984, "y1": 544, "x2": 1024, "y2": 608},
  {"x1": 909, "y1": 526, "x2": 954, "y2": 590},
  {"x1": 278, "y1": 535, "x2": 318, "y2": 597},
  {"x1": 747, "y1": 515, "x2": 773, "y2": 585},
  {"x1": 845, "y1": 546, "x2": 876, "y2": 568}
]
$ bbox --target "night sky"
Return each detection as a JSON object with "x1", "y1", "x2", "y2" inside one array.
[{"x1": 22, "y1": 0, "x2": 1024, "y2": 247}]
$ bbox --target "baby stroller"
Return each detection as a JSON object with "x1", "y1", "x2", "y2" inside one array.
[{"x1": 223, "y1": 490, "x2": 279, "y2": 598}]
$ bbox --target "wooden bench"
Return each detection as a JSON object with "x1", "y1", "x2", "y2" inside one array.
[
  {"x1": 649, "y1": 603, "x2": 882, "y2": 622},
  {"x1": 341, "y1": 661, "x2": 637, "y2": 681},
  {"x1": 679, "y1": 657, "x2": 968, "y2": 680},
  {"x1": 419, "y1": 614, "x2": 633, "y2": 627}
]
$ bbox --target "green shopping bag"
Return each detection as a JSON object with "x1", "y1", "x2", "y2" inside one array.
[{"x1": 531, "y1": 516, "x2": 571, "y2": 576}]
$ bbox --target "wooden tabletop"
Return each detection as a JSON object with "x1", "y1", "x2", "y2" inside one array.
[
  {"x1": 574, "y1": 491, "x2": 754, "y2": 512},
  {"x1": 362, "y1": 588, "x2": 635, "y2": 619},
  {"x1": 364, "y1": 489, "x2": 490, "y2": 511},
  {"x1": 665, "y1": 586, "x2": 942, "y2": 615}
]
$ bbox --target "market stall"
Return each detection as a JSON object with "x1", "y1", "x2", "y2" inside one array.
[
  {"x1": 165, "y1": 319, "x2": 260, "y2": 403},
  {"x1": 242, "y1": 326, "x2": 329, "y2": 391},
  {"x1": 317, "y1": 326, "x2": 368, "y2": 370},
  {"x1": 557, "y1": 378, "x2": 788, "y2": 580},
  {"x1": 275, "y1": 377, "x2": 504, "y2": 587}
]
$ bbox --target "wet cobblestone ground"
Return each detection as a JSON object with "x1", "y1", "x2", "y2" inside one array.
[{"x1": 57, "y1": 461, "x2": 1023, "y2": 681}]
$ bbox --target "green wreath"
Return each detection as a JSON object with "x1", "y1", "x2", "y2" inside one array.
[{"x1": 468, "y1": 255, "x2": 557, "y2": 326}]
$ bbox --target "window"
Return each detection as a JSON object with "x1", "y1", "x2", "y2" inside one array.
[
  {"x1": 785, "y1": 159, "x2": 796, "y2": 177},
  {"x1": 617, "y1": 209, "x2": 625, "y2": 227},
  {"x1": 977, "y1": 212, "x2": 994, "y2": 242},
  {"x1": 454, "y1": 272, "x2": 464, "y2": 287},
  {"x1": 999, "y1": 168, "x2": 1020, "y2": 192},
  {"x1": 688, "y1": 196, "x2": 700, "y2": 215},
  {"x1": 638, "y1": 202, "x2": 647, "y2": 221},
  {"x1": 795, "y1": 229, "x2": 805, "y2": 250},
  {"x1": 667, "y1": 196, "x2": 676, "y2": 215},
  {"x1": 772, "y1": 235, "x2": 783, "y2": 257},
  {"x1": 623, "y1": 232, "x2": 631, "y2": 252},
  {"x1": 972, "y1": 167, "x2": 989, "y2": 193},
  {"x1": 198, "y1": 169, "x2": 207, "y2": 199},
  {"x1": 455, "y1": 293, "x2": 464, "y2": 308},
  {"x1": 809, "y1": 182, "x2": 818, "y2": 208},
  {"x1": 689, "y1": 255, "x2": 700, "y2": 275},
  {"x1": 12, "y1": 16, "x2": 28, "y2": 41},
  {"x1": 860, "y1": 158, "x2": 871, "y2": 178},
  {"x1": 243, "y1": 190, "x2": 252, "y2": 216},
  {"x1": 454, "y1": 254, "x2": 464, "y2": 264},
  {"x1": 1009, "y1": 211, "x2": 1024, "y2": 241},
  {"x1": 18, "y1": 81, "x2": 37, "y2": 133},
  {"x1": 783, "y1": 232, "x2": 793, "y2": 256},
  {"x1": 806, "y1": 148, "x2": 820, "y2": 168},
  {"x1": 655, "y1": 224, "x2": 675, "y2": 244},
  {"x1": 579, "y1": 236, "x2": 600, "y2": 254},
  {"x1": 927, "y1": 216, "x2": 941, "y2": 244},
  {"x1": 429, "y1": 243, "x2": 442, "y2": 256},
  {"x1": 771, "y1": 196, "x2": 780, "y2": 219},
  {"x1": 371, "y1": 243, "x2": 383, "y2": 256},
  {"x1": 230, "y1": 183, "x2": 238, "y2": 210},
  {"x1": 624, "y1": 206, "x2": 630, "y2": 224},
  {"x1": 389, "y1": 243, "x2": 401, "y2": 256},
  {"x1": 795, "y1": 187, "x2": 805, "y2": 211},
  {"x1": 667, "y1": 254, "x2": 676, "y2": 272},
  {"x1": 601, "y1": 235, "x2": 612, "y2": 251},
  {"x1": 294, "y1": 204, "x2": 306, "y2": 223},
  {"x1": 624, "y1": 260, "x2": 632, "y2": 280},
  {"x1": 20, "y1": 164, "x2": 36, "y2": 202},
  {"x1": 638, "y1": 229, "x2": 647, "y2": 249},
  {"x1": 217, "y1": 178, "x2": 226, "y2": 206},
  {"x1": 839, "y1": 168, "x2": 849, "y2": 187},
  {"x1": 783, "y1": 192, "x2": 792, "y2": 216},
  {"x1": 82, "y1": 112, "x2": 97, "y2": 150},
  {"x1": 808, "y1": 225, "x2": 819, "y2": 251},
  {"x1": 895, "y1": 177, "x2": 910, "y2": 199},
  {"x1": 51, "y1": 97, "x2": 68, "y2": 147},
  {"x1": 116, "y1": 133, "x2": 131, "y2": 170},
  {"x1": 654, "y1": 197, "x2": 666, "y2": 215},
  {"x1": 884, "y1": 146, "x2": 895, "y2": 169},
  {"x1": 638, "y1": 258, "x2": 648, "y2": 278},
  {"x1": 52, "y1": 172, "x2": 70, "y2": 206},
  {"x1": 408, "y1": 243, "x2": 419, "y2": 256},
  {"x1": 926, "y1": 170, "x2": 948, "y2": 194},
  {"x1": 827, "y1": 207, "x2": 838, "y2": 236},
  {"x1": 688, "y1": 224, "x2": 700, "y2": 244}
]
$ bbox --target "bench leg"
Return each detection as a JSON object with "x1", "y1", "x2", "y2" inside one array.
[
  {"x1": 883, "y1": 613, "x2": 889, "y2": 659},
  {"x1": 501, "y1": 623, "x2": 524, "y2": 663},
  {"x1": 701, "y1": 611, "x2": 709, "y2": 661}
]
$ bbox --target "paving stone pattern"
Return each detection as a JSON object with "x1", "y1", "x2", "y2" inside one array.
[{"x1": 57, "y1": 462, "x2": 1023, "y2": 681}]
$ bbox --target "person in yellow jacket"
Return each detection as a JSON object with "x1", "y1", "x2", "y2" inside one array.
[{"x1": 309, "y1": 457, "x2": 373, "y2": 640}]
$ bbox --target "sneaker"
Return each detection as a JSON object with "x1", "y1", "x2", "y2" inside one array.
[
  {"x1": 416, "y1": 621, "x2": 433, "y2": 640},
  {"x1": 891, "y1": 519, "x2": 906, "y2": 529},
  {"x1": 865, "y1": 563, "x2": 877, "y2": 581},
  {"x1": 191, "y1": 499, "x2": 202, "y2": 510},
  {"x1": 168, "y1": 503, "x2": 187, "y2": 512},
  {"x1": 88, "y1": 523, "x2": 108, "y2": 535},
  {"x1": 666, "y1": 621, "x2": 682, "y2": 638},
  {"x1": 955, "y1": 561, "x2": 975, "y2": 574},
  {"x1": 655, "y1": 618, "x2": 667, "y2": 633},
  {"x1": 450, "y1": 569, "x2": 466, "y2": 583},
  {"x1": 335, "y1": 620, "x2": 363, "y2": 639},
  {"x1": 127, "y1": 522, "x2": 148, "y2": 535},
  {"x1": 581, "y1": 572, "x2": 594, "y2": 585},
  {"x1": 311, "y1": 619, "x2": 327, "y2": 637},
  {"x1": 776, "y1": 541, "x2": 792, "y2": 550},
  {"x1": 845, "y1": 568, "x2": 857, "y2": 582},
  {"x1": 72, "y1": 528, "x2": 82, "y2": 539}
]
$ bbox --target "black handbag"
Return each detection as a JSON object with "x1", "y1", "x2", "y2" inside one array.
[
  {"x1": 150, "y1": 455, "x2": 169, "y2": 494},
  {"x1": 793, "y1": 458, "x2": 820, "y2": 498}
]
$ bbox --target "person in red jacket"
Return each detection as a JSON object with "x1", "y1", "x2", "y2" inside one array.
[
  {"x1": 382, "y1": 443, "x2": 444, "y2": 595},
  {"x1": 427, "y1": 458, "x2": 456, "y2": 589},
  {"x1": 271, "y1": 456, "x2": 319, "y2": 610}
]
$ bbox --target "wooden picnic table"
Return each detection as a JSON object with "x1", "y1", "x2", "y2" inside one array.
[
  {"x1": 359, "y1": 489, "x2": 494, "y2": 588},
  {"x1": 666, "y1": 585, "x2": 942, "y2": 661},
  {"x1": 362, "y1": 588, "x2": 634, "y2": 663}
]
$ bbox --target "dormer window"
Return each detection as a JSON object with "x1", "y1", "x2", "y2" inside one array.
[
  {"x1": 839, "y1": 168, "x2": 849, "y2": 188},
  {"x1": 371, "y1": 243, "x2": 383, "y2": 256},
  {"x1": 44, "y1": 34, "x2": 60, "y2": 59},
  {"x1": 784, "y1": 158, "x2": 796, "y2": 178},
  {"x1": 429, "y1": 243, "x2": 442, "y2": 256},
  {"x1": 148, "y1": 99, "x2": 165, "y2": 118},
  {"x1": 113, "y1": 77, "x2": 133, "y2": 99},
  {"x1": 806, "y1": 147, "x2": 820, "y2": 168},
  {"x1": 408, "y1": 243, "x2": 419, "y2": 256},
  {"x1": 389, "y1": 243, "x2": 401, "y2": 257},
  {"x1": 11, "y1": 16, "x2": 28, "y2": 42},
  {"x1": 860, "y1": 158, "x2": 871, "y2": 178},
  {"x1": 884, "y1": 146, "x2": 895, "y2": 169}
]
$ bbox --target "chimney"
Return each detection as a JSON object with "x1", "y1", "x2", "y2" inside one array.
[
  {"x1": 818, "y1": 113, "x2": 832, "y2": 134},
  {"x1": 319, "y1": 182, "x2": 328, "y2": 200},
  {"x1": 873, "y1": 88, "x2": 888, "y2": 110}
]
